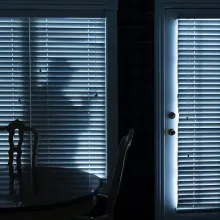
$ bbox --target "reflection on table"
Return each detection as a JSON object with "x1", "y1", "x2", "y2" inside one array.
[{"x1": 0, "y1": 165, "x2": 102, "y2": 219}]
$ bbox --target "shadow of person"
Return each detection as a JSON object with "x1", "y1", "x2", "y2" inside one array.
[{"x1": 31, "y1": 57, "x2": 97, "y2": 169}]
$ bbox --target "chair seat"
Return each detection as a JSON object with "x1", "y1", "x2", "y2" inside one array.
[
  {"x1": 74, "y1": 214, "x2": 108, "y2": 220},
  {"x1": 73, "y1": 215, "x2": 109, "y2": 220},
  {"x1": 74, "y1": 194, "x2": 108, "y2": 220}
]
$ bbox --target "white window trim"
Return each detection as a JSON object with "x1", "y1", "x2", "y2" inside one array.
[
  {"x1": 0, "y1": 7, "x2": 117, "y2": 193},
  {"x1": 155, "y1": 3, "x2": 220, "y2": 220}
]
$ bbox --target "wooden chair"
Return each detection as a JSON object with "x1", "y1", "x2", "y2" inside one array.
[
  {"x1": 0, "y1": 119, "x2": 39, "y2": 167},
  {"x1": 74, "y1": 128, "x2": 134, "y2": 220}
]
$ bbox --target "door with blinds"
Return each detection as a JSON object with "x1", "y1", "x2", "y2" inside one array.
[
  {"x1": 165, "y1": 17, "x2": 220, "y2": 216},
  {"x1": 0, "y1": 17, "x2": 106, "y2": 179},
  {"x1": 176, "y1": 19, "x2": 220, "y2": 212}
]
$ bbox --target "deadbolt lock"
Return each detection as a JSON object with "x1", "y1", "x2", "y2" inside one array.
[
  {"x1": 168, "y1": 112, "x2": 176, "y2": 119},
  {"x1": 168, "y1": 129, "x2": 176, "y2": 136}
]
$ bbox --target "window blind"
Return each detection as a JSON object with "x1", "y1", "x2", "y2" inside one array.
[
  {"x1": 0, "y1": 18, "x2": 107, "y2": 179},
  {"x1": 0, "y1": 18, "x2": 31, "y2": 165},
  {"x1": 177, "y1": 19, "x2": 220, "y2": 211}
]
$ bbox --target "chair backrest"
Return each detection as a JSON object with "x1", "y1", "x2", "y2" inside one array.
[
  {"x1": 106, "y1": 128, "x2": 134, "y2": 220},
  {"x1": 0, "y1": 119, "x2": 39, "y2": 167}
]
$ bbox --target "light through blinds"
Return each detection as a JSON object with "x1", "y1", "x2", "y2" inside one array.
[
  {"x1": 0, "y1": 17, "x2": 107, "y2": 179},
  {"x1": 177, "y1": 19, "x2": 220, "y2": 211}
]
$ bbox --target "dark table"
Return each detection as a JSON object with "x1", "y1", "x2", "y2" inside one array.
[{"x1": 0, "y1": 165, "x2": 102, "y2": 219}]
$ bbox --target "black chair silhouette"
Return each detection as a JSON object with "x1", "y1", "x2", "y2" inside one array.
[
  {"x1": 0, "y1": 119, "x2": 38, "y2": 167},
  {"x1": 74, "y1": 128, "x2": 134, "y2": 220}
]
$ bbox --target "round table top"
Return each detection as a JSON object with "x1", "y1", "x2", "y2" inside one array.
[{"x1": 0, "y1": 165, "x2": 102, "y2": 213}]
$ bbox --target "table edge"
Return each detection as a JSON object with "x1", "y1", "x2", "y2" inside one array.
[{"x1": 0, "y1": 167, "x2": 103, "y2": 214}]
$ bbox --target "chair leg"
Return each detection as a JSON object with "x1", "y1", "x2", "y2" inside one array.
[{"x1": 8, "y1": 165, "x2": 15, "y2": 195}]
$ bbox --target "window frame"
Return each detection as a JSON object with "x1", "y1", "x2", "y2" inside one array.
[
  {"x1": 0, "y1": 8, "x2": 118, "y2": 193},
  {"x1": 155, "y1": 4, "x2": 220, "y2": 220}
]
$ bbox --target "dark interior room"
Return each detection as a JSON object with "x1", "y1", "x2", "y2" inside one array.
[
  {"x1": 116, "y1": 0, "x2": 154, "y2": 219},
  {"x1": 0, "y1": 0, "x2": 155, "y2": 219}
]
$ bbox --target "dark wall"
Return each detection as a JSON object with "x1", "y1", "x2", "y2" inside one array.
[{"x1": 116, "y1": 0, "x2": 154, "y2": 219}]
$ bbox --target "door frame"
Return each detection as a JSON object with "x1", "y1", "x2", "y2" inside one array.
[
  {"x1": 154, "y1": 2, "x2": 165, "y2": 220},
  {"x1": 155, "y1": 5, "x2": 220, "y2": 220}
]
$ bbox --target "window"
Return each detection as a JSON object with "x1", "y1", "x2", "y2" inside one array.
[
  {"x1": 155, "y1": 6, "x2": 220, "y2": 220},
  {"x1": 0, "y1": 0, "x2": 118, "y2": 185}
]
